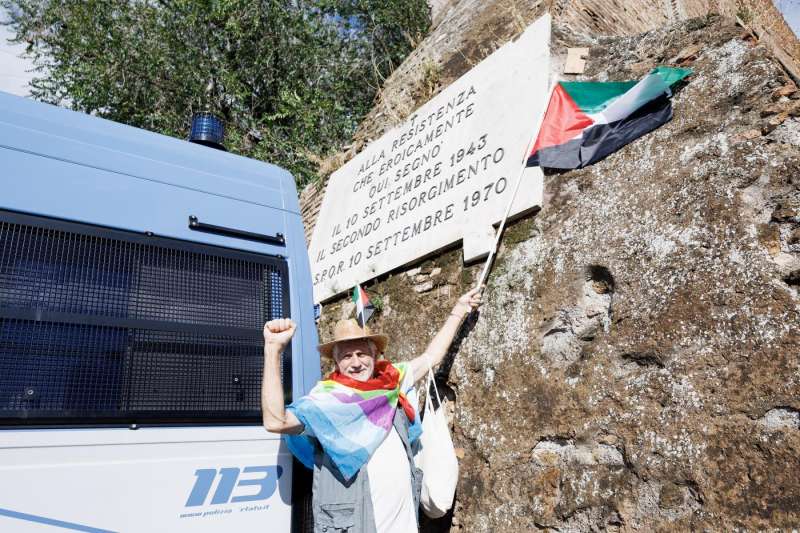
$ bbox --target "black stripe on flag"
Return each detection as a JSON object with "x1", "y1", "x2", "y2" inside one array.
[{"x1": 529, "y1": 93, "x2": 673, "y2": 170}]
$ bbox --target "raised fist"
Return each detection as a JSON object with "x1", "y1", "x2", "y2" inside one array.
[{"x1": 263, "y1": 318, "x2": 296, "y2": 348}]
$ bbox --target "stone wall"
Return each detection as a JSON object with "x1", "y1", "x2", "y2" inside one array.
[
  {"x1": 301, "y1": 5, "x2": 800, "y2": 531},
  {"x1": 421, "y1": 19, "x2": 800, "y2": 528},
  {"x1": 731, "y1": 0, "x2": 800, "y2": 82},
  {"x1": 300, "y1": 0, "x2": 800, "y2": 240}
]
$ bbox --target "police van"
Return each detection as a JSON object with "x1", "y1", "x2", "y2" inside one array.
[{"x1": 0, "y1": 91, "x2": 319, "y2": 532}]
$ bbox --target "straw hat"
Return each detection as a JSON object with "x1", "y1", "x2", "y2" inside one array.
[{"x1": 318, "y1": 319, "x2": 388, "y2": 359}]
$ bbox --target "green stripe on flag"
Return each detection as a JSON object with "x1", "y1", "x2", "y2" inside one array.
[
  {"x1": 651, "y1": 66, "x2": 692, "y2": 87},
  {"x1": 561, "y1": 81, "x2": 636, "y2": 114},
  {"x1": 561, "y1": 67, "x2": 691, "y2": 115}
]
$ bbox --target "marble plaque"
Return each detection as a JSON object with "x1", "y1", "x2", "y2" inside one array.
[{"x1": 308, "y1": 14, "x2": 551, "y2": 302}]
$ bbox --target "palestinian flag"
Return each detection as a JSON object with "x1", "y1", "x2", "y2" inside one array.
[
  {"x1": 528, "y1": 67, "x2": 691, "y2": 169},
  {"x1": 352, "y1": 284, "x2": 375, "y2": 327}
]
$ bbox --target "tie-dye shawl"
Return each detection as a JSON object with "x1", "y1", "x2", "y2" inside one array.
[{"x1": 284, "y1": 361, "x2": 422, "y2": 481}]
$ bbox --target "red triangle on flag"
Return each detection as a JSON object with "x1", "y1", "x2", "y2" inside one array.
[{"x1": 531, "y1": 84, "x2": 595, "y2": 154}]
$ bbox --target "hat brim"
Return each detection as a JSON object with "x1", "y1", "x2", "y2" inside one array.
[{"x1": 318, "y1": 333, "x2": 388, "y2": 359}]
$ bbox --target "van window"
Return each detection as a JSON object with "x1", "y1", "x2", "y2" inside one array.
[{"x1": 0, "y1": 210, "x2": 290, "y2": 425}]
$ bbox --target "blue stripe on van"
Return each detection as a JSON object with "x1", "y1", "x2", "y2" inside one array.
[{"x1": 0, "y1": 507, "x2": 118, "y2": 533}]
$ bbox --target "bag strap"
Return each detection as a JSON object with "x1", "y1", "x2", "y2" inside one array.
[{"x1": 423, "y1": 355, "x2": 443, "y2": 411}]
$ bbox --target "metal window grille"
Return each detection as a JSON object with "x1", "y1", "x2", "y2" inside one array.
[{"x1": 0, "y1": 210, "x2": 290, "y2": 425}]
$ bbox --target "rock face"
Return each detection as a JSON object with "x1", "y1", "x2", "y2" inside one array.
[
  {"x1": 436, "y1": 19, "x2": 800, "y2": 530},
  {"x1": 305, "y1": 9, "x2": 800, "y2": 533}
]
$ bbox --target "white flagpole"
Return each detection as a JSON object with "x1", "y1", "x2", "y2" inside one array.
[{"x1": 474, "y1": 79, "x2": 554, "y2": 292}]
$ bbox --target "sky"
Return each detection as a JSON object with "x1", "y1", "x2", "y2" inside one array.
[
  {"x1": 1, "y1": 3, "x2": 800, "y2": 98},
  {"x1": 775, "y1": 0, "x2": 800, "y2": 36},
  {"x1": 0, "y1": 9, "x2": 34, "y2": 97}
]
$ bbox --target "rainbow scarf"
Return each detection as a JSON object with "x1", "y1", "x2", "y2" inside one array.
[{"x1": 285, "y1": 361, "x2": 422, "y2": 480}]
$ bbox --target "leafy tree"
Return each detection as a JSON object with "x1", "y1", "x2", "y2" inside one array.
[{"x1": 1, "y1": 0, "x2": 429, "y2": 186}]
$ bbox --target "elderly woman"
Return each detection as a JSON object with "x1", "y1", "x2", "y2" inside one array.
[{"x1": 261, "y1": 287, "x2": 482, "y2": 533}]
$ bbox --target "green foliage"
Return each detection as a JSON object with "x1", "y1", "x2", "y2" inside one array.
[
  {"x1": 369, "y1": 291, "x2": 383, "y2": 312},
  {"x1": 420, "y1": 58, "x2": 441, "y2": 98},
  {"x1": 736, "y1": 1, "x2": 754, "y2": 25},
  {"x1": 1, "y1": 0, "x2": 430, "y2": 186}
]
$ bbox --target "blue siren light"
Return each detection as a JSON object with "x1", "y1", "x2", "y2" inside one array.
[{"x1": 188, "y1": 112, "x2": 226, "y2": 150}]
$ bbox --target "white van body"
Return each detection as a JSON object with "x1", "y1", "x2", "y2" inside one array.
[{"x1": 0, "y1": 91, "x2": 319, "y2": 533}]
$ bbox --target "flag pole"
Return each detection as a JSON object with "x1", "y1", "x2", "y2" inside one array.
[
  {"x1": 474, "y1": 127, "x2": 541, "y2": 291},
  {"x1": 474, "y1": 75, "x2": 556, "y2": 293}
]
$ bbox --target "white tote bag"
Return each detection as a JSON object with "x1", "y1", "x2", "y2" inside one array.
[{"x1": 414, "y1": 366, "x2": 459, "y2": 518}]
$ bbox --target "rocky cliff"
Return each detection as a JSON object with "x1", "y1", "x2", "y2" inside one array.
[{"x1": 302, "y1": 5, "x2": 800, "y2": 531}]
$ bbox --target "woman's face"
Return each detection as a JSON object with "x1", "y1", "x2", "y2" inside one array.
[{"x1": 333, "y1": 339, "x2": 376, "y2": 382}]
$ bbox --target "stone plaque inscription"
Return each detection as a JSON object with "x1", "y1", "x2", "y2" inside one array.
[{"x1": 308, "y1": 15, "x2": 551, "y2": 302}]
